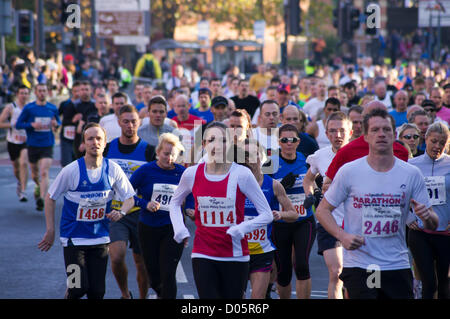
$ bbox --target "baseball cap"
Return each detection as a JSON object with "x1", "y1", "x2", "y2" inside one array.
[
  {"x1": 421, "y1": 99, "x2": 436, "y2": 109},
  {"x1": 211, "y1": 96, "x2": 228, "y2": 108},
  {"x1": 277, "y1": 83, "x2": 290, "y2": 94},
  {"x1": 64, "y1": 54, "x2": 74, "y2": 62}
]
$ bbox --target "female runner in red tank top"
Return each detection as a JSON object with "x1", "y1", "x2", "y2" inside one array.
[{"x1": 169, "y1": 122, "x2": 274, "y2": 299}]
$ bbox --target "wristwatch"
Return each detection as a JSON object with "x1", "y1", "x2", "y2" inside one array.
[{"x1": 119, "y1": 210, "x2": 127, "y2": 216}]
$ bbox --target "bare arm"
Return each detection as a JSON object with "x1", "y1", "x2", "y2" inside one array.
[
  {"x1": 0, "y1": 104, "x2": 12, "y2": 129},
  {"x1": 411, "y1": 199, "x2": 439, "y2": 231},
  {"x1": 322, "y1": 176, "x2": 333, "y2": 194},
  {"x1": 273, "y1": 180, "x2": 298, "y2": 222},
  {"x1": 38, "y1": 194, "x2": 56, "y2": 251},
  {"x1": 316, "y1": 197, "x2": 365, "y2": 250},
  {"x1": 302, "y1": 168, "x2": 318, "y2": 197}
]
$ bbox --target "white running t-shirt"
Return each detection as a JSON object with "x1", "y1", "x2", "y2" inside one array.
[{"x1": 324, "y1": 156, "x2": 431, "y2": 271}]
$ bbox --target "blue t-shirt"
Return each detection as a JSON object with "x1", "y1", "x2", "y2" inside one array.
[
  {"x1": 130, "y1": 161, "x2": 185, "y2": 227},
  {"x1": 135, "y1": 102, "x2": 146, "y2": 112},
  {"x1": 189, "y1": 108, "x2": 214, "y2": 123},
  {"x1": 389, "y1": 110, "x2": 408, "y2": 127},
  {"x1": 15, "y1": 101, "x2": 61, "y2": 147},
  {"x1": 167, "y1": 109, "x2": 177, "y2": 119}
]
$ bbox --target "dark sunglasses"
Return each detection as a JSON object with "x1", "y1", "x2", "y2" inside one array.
[
  {"x1": 402, "y1": 134, "x2": 420, "y2": 140},
  {"x1": 280, "y1": 137, "x2": 299, "y2": 144}
]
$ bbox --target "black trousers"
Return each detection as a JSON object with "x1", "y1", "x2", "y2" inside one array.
[
  {"x1": 138, "y1": 222, "x2": 184, "y2": 299},
  {"x1": 63, "y1": 243, "x2": 109, "y2": 299},
  {"x1": 408, "y1": 229, "x2": 450, "y2": 299},
  {"x1": 192, "y1": 258, "x2": 249, "y2": 299}
]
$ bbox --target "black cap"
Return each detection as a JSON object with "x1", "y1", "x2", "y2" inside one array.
[
  {"x1": 211, "y1": 96, "x2": 228, "y2": 108},
  {"x1": 421, "y1": 99, "x2": 436, "y2": 109}
]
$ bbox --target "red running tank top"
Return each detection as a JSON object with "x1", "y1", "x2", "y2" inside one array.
[{"x1": 192, "y1": 163, "x2": 249, "y2": 258}]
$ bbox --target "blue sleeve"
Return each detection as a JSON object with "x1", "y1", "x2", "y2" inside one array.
[
  {"x1": 185, "y1": 193, "x2": 195, "y2": 209},
  {"x1": 134, "y1": 195, "x2": 149, "y2": 210},
  {"x1": 15, "y1": 105, "x2": 32, "y2": 129},
  {"x1": 53, "y1": 106, "x2": 62, "y2": 125},
  {"x1": 129, "y1": 165, "x2": 150, "y2": 210},
  {"x1": 129, "y1": 165, "x2": 144, "y2": 189}
]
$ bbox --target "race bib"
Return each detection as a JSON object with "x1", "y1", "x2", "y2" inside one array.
[
  {"x1": 244, "y1": 215, "x2": 268, "y2": 243},
  {"x1": 34, "y1": 117, "x2": 52, "y2": 132},
  {"x1": 76, "y1": 198, "x2": 107, "y2": 222},
  {"x1": 12, "y1": 131, "x2": 27, "y2": 144},
  {"x1": 197, "y1": 196, "x2": 236, "y2": 227},
  {"x1": 286, "y1": 193, "x2": 307, "y2": 217},
  {"x1": 151, "y1": 183, "x2": 177, "y2": 212},
  {"x1": 362, "y1": 206, "x2": 401, "y2": 238},
  {"x1": 63, "y1": 125, "x2": 76, "y2": 140},
  {"x1": 424, "y1": 176, "x2": 446, "y2": 206}
]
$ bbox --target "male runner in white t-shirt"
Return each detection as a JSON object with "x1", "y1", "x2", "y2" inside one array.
[
  {"x1": 303, "y1": 111, "x2": 352, "y2": 299},
  {"x1": 316, "y1": 108, "x2": 438, "y2": 299}
]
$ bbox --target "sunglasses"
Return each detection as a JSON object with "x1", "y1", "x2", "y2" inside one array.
[
  {"x1": 280, "y1": 137, "x2": 299, "y2": 144},
  {"x1": 402, "y1": 134, "x2": 420, "y2": 140}
]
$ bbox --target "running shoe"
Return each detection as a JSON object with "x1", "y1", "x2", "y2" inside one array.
[
  {"x1": 16, "y1": 182, "x2": 21, "y2": 198},
  {"x1": 34, "y1": 185, "x2": 40, "y2": 200},
  {"x1": 120, "y1": 292, "x2": 133, "y2": 299},
  {"x1": 19, "y1": 192, "x2": 28, "y2": 202},
  {"x1": 413, "y1": 279, "x2": 422, "y2": 299},
  {"x1": 36, "y1": 197, "x2": 44, "y2": 211}
]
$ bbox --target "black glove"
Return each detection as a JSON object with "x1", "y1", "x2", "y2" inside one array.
[
  {"x1": 303, "y1": 194, "x2": 315, "y2": 210},
  {"x1": 280, "y1": 173, "x2": 298, "y2": 190},
  {"x1": 313, "y1": 188, "x2": 323, "y2": 207}
]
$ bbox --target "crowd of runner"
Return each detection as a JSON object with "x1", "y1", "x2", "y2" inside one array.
[{"x1": 1, "y1": 47, "x2": 449, "y2": 300}]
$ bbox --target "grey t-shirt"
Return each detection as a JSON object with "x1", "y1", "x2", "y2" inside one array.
[{"x1": 137, "y1": 123, "x2": 181, "y2": 147}]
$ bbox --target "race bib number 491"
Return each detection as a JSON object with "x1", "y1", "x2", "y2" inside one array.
[
  {"x1": 151, "y1": 183, "x2": 177, "y2": 212},
  {"x1": 197, "y1": 197, "x2": 236, "y2": 227},
  {"x1": 424, "y1": 176, "x2": 446, "y2": 206}
]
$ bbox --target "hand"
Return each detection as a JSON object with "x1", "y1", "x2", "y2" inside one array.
[
  {"x1": 226, "y1": 225, "x2": 244, "y2": 239},
  {"x1": 31, "y1": 121, "x2": 43, "y2": 130},
  {"x1": 72, "y1": 113, "x2": 83, "y2": 123},
  {"x1": 51, "y1": 118, "x2": 59, "y2": 129},
  {"x1": 280, "y1": 173, "x2": 298, "y2": 190},
  {"x1": 38, "y1": 229, "x2": 55, "y2": 252},
  {"x1": 272, "y1": 210, "x2": 282, "y2": 221},
  {"x1": 411, "y1": 199, "x2": 431, "y2": 222},
  {"x1": 313, "y1": 188, "x2": 323, "y2": 207},
  {"x1": 185, "y1": 208, "x2": 195, "y2": 221},
  {"x1": 340, "y1": 232, "x2": 365, "y2": 250},
  {"x1": 182, "y1": 237, "x2": 189, "y2": 248},
  {"x1": 76, "y1": 120, "x2": 85, "y2": 134},
  {"x1": 78, "y1": 143, "x2": 85, "y2": 153},
  {"x1": 303, "y1": 194, "x2": 315, "y2": 210},
  {"x1": 146, "y1": 201, "x2": 160, "y2": 212},
  {"x1": 106, "y1": 210, "x2": 124, "y2": 222},
  {"x1": 407, "y1": 221, "x2": 420, "y2": 231}
]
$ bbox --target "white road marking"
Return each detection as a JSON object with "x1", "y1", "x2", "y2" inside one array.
[{"x1": 176, "y1": 262, "x2": 188, "y2": 283}]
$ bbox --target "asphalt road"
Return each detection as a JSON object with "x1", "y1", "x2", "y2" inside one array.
[{"x1": 0, "y1": 142, "x2": 329, "y2": 299}]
